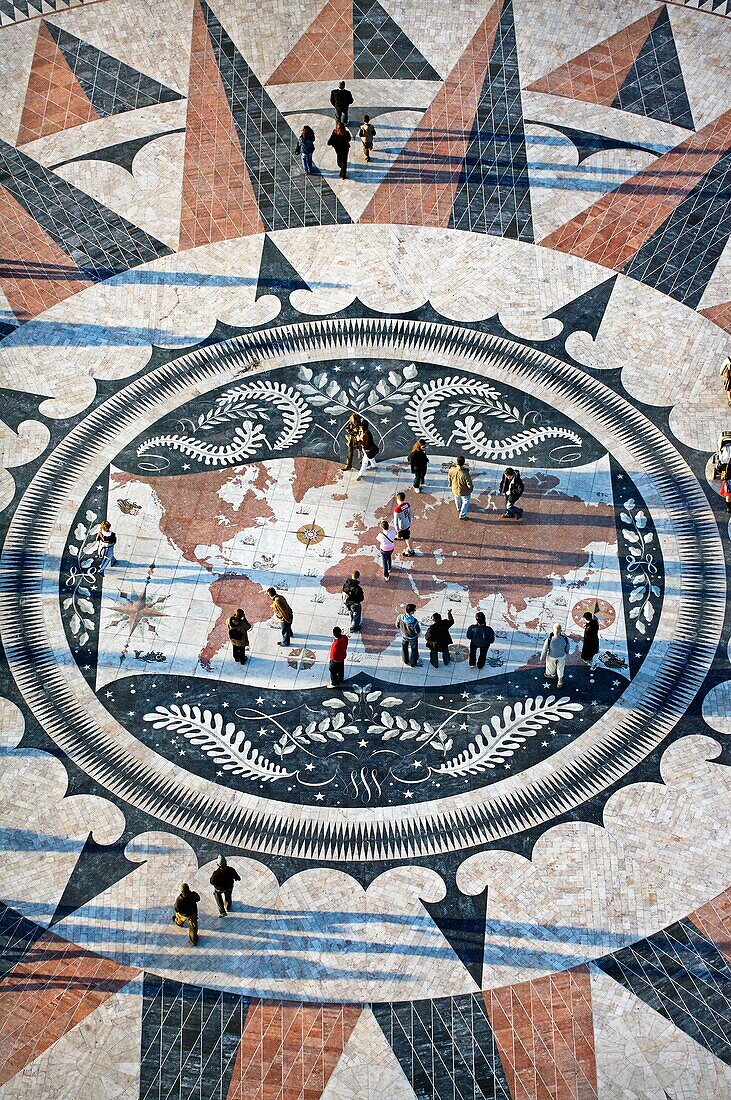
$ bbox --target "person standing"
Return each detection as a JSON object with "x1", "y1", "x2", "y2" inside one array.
[
  {"x1": 395, "y1": 603, "x2": 421, "y2": 667},
  {"x1": 329, "y1": 626, "x2": 348, "y2": 687},
  {"x1": 267, "y1": 587, "x2": 294, "y2": 646},
  {"x1": 425, "y1": 609, "x2": 454, "y2": 667},
  {"x1": 297, "y1": 125, "x2": 316, "y2": 174},
  {"x1": 341, "y1": 569, "x2": 364, "y2": 631},
  {"x1": 499, "y1": 467, "x2": 525, "y2": 519},
  {"x1": 342, "y1": 413, "x2": 362, "y2": 471},
  {"x1": 447, "y1": 456, "x2": 473, "y2": 520},
  {"x1": 330, "y1": 79, "x2": 353, "y2": 124},
  {"x1": 173, "y1": 883, "x2": 200, "y2": 945},
  {"x1": 355, "y1": 420, "x2": 379, "y2": 479},
  {"x1": 466, "y1": 611, "x2": 495, "y2": 669},
  {"x1": 96, "y1": 520, "x2": 117, "y2": 573},
  {"x1": 376, "y1": 520, "x2": 396, "y2": 580},
  {"x1": 541, "y1": 624, "x2": 570, "y2": 688},
  {"x1": 327, "y1": 122, "x2": 351, "y2": 179},
  {"x1": 210, "y1": 854, "x2": 240, "y2": 917},
  {"x1": 227, "y1": 608, "x2": 251, "y2": 664},
  {"x1": 394, "y1": 492, "x2": 414, "y2": 556},
  {"x1": 358, "y1": 115, "x2": 376, "y2": 161},
  {"x1": 721, "y1": 461, "x2": 731, "y2": 514},
  {"x1": 580, "y1": 611, "x2": 600, "y2": 666},
  {"x1": 409, "y1": 439, "x2": 428, "y2": 493}
]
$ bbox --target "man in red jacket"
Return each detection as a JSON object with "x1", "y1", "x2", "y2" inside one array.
[{"x1": 329, "y1": 627, "x2": 348, "y2": 688}]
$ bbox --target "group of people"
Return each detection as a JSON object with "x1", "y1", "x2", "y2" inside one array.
[
  {"x1": 173, "y1": 855, "x2": 241, "y2": 946},
  {"x1": 297, "y1": 81, "x2": 376, "y2": 179}
]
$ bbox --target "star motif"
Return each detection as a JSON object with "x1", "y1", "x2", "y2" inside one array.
[
  {"x1": 529, "y1": 456, "x2": 537, "y2": 463},
  {"x1": 179, "y1": 750, "x2": 185, "y2": 756},
  {"x1": 315, "y1": 792, "x2": 325, "y2": 801},
  {"x1": 404, "y1": 790, "x2": 413, "y2": 798},
  {"x1": 503, "y1": 763, "x2": 512, "y2": 769},
  {"x1": 496, "y1": 695, "x2": 503, "y2": 701},
  {"x1": 460, "y1": 691, "x2": 470, "y2": 699},
  {"x1": 329, "y1": 419, "x2": 336, "y2": 425},
  {"x1": 358, "y1": 740, "x2": 368, "y2": 748},
  {"x1": 256, "y1": 696, "x2": 264, "y2": 704},
  {"x1": 591, "y1": 700, "x2": 598, "y2": 707},
  {"x1": 105, "y1": 692, "x2": 113, "y2": 699},
  {"x1": 175, "y1": 691, "x2": 183, "y2": 699},
  {"x1": 305, "y1": 763, "x2": 315, "y2": 771},
  {"x1": 612, "y1": 679, "x2": 621, "y2": 687},
  {"x1": 216, "y1": 770, "x2": 223, "y2": 777},
  {"x1": 411, "y1": 760, "x2": 423, "y2": 769},
  {"x1": 127, "y1": 710, "x2": 135, "y2": 717},
  {"x1": 459, "y1": 723, "x2": 467, "y2": 730},
  {"x1": 541, "y1": 741, "x2": 549, "y2": 747},
  {"x1": 222, "y1": 702, "x2": 230, "y2": 708},
  {"x1": 257, "y1": 727, "x2": 267, "y2": 735},
  {"x1": 182, "y1": 464, "x2": 191, "y2": 471}
]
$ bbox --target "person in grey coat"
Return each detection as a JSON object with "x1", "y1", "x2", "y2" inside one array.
[
  {"x1": 395, "y1": 603, "x2": 422, "y2": 667},
  {"x1": 540, "y1": 624, "x2": 571, "y2": 687}
]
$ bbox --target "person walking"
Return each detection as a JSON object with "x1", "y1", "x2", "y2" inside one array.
[
  {"x1": 329, "y1": 626, "x2": 348, "y2": 687},
  {"x1": 342, "y1": 413, "x2": 362, "y2": 470},
  {"x1": 173, "y1": 883, "x2": 200, "y2": 945},
  {"x1": 341, "y1": 569, "x2": 364, "y2": 631},
  {"x1": 466, "y1": 611, "x2": 495, "y2": 669},
  {"x1": 330, "y1": 79, "x2": 353, "y2": 124},
  {"x1": 227, "y1": 608, "x2": 251, "y2": 664},
  {"x1": 580, "y1": 611, "x2": 600, "y2": 667},
  {"x1": 721, "y1": 461, "x2": 731, "y2": 514},
  {"x1": 395, "y1": 603, "x2": 422, "y2": 667},
  {"x1": 376, "y1": 519, "x2": 396, "y2": 580},
  {"x1": 355, "y1": 420, "x2": 379, "y2": 478},
  {"x1": 358, "y1": 115, "x2": 376, "y2": 161},
  {"x1": 425, "y1": 609, "x2": 454, "y2": 667},
  {"x1": 541, "y1": 624, "x2": 570, "y2": 688},
  {"x1": 447, "y1": 456, "x2": 473, "y2": 520},
  {"x1": 267, "y1": 587, "x2": 294, "y2": 646},
  {"x1": 327, "y1": 122, "x2": 351, "y2": 179},
  {"x1": 96, "y1": 520, "x2": 117, "y2": 573},
  {"x1": 394, "y1": 492, "x2": 414, "y2": 556},
  {"x1": 297, "y1": 125, "x2": 316, "y2": 174},
  {"x1": 409, "y1": 439, "x2": 428, "y2": 493},
  {"x1": 210, "y1": 854, "x2": 241, "y2": 917},
  {"x1": 499, "y1": 467, "x2": 525, "y2": 519}
]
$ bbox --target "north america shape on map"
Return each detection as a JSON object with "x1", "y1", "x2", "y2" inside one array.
[{"x1": 98, "y1": 455, "x2": 629, "y2": 690}]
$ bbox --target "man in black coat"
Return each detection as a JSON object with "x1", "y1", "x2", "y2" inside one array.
[
  {"x1": 341, "y1": 569, "x2": 364, "y2": 631},
  {"x1": 499, "y1": 467, "x2": 524, "y2": 518},
  {"x1": 210, "y1": 854, "x2": 241, "y2": 916},
  {"x1": 330, "y1": 80, "x2": 353, "y2": 124},
  {"x1": 173, "y1": 883, "x2": 200, "y2": 944},
  {"x1": 425, "y1": 609, "x2": 454, "y2": 668}
]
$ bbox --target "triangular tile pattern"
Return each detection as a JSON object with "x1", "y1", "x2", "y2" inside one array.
[
  {"x1": 179, "y1": 0, "x2": 263, "y2": 250},
  {"x1": 612, "y1": 6, "x2": 694, "y2": 130},
  {"x1": 201, "y1": 0, "x2": 350, "y2": 232},
  {"x1": 0, "y1": 182, "x2": 91, "y2": 320},
  {"x1": 622, "y1": 146, "x2": 731, "y2": 307},
  {"x1": 17, "y1": 20, "x2": 98, "y2": 143},
  {"x1": 267, "y1": 0, "x2": 354, "y2": 84},
  {"x1": 527, "y1": 9, "x2": 660, "y2": 107},
  {"x1": 449, "y1": 0, "x2": 533, "y2": 241},
  {"x1": 0, "y1": 139, "x2": 171, "y2": 280},
  {"x1": 689, "y1": 888, "x2": 731, "y2": 966},
  {"x1": 255, "y1": 233, "x2": 312, "y2": 300},
  {"x1": 318, "y1": 1008, "x2": 417, "y2": 1100},
  {"x1": 353, "y1": 0, "x2": 439, "y2": 79},
  {"x1": 541, "y1": 109, "x2": 731, "y2": 270},
  {"x1": 373, "y1": 994, "x2": 512, "y2": 1099},
  {"x1": 679, "y1": 0, "x2": 730, "y2": 14},
  {"x1": 595, "y1": 918, "x2": 731, "y2": 1066},
  {"x1": 701, "y1": 300, "x2": 731, "y2": 333},
  {"x1": 0, "y1": 1, "x2": 86, "y2": 29},
  {"x1": 139, "y1": 974, "x2": 249, "y2": 1100},
  {"x1": 0, "y1": 905, "x2": 138, "y2": 1087},
  {"x1": 360, "y1": 0, "x2": 502, "y2": 228},
  {"x1": 226, "y1": 1000, "x2": 362, "y2": 1099},
  {"x1": 44, "y1": 18, "x2": 183, "y2": 118},
  {"x1": 421, "y1": 886, "x2": 488, "y2": 987},
  {"x1": 485, "y1": 965, "x2": 599, "y2": 1099}
]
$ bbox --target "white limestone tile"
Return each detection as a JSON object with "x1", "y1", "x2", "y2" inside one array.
[
  {"x1": 0, "y1": 698, "x2": 24, "y2": 750},
  {"x1": 54, "y1": 131, "x2": 186, "y2": 251},
  {"x1": 0, "y1": 977, "x2": 143, "y2": 1100},
  {"x1": 0, "y1": 417, "x2": 50, "y2": 511},
  {"x1": 522, "y1": 90, "x2": 694, "y2": 152},
  {"x1": 20, "y1": 99, "x2": 187, "y2": 164},
  {"x1": 702, "y1": 681, "x2": 731, "y2": 735},
  {"x1": 667, "y1": 2, "x2": 731, "y2": 131},
  {"x1": 375, "y1": 0, "x2": 493, "y2": 79},
  {"x1": 698, "y1": 237, "x2": 731, "y2": 312},
  {"x1": 45, "y1": 0, "x2": 194, "y2": 97},
  {"x1": 266, "y1": 78, "x2": 437, "y2": 116},
  {"x1": 590, "y1": 965, "x2": 731, "y2": 1100},
  {"x1": 319, "y1": 1007, "x2": 417, "y2": 1100},
  {"x1": 0, "y1": 20, "x2": 39, "y2": 144},
  {"x1": 458, "y1": 735, "x2": 731, "y2": 990},
  {"x1": 206, "y1": 0, "x2": 329, "y2": 83}
]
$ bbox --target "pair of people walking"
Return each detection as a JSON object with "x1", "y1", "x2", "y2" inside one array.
[
  {"x1": 173, "y1": 855, "x2": 241, "y2": 945},
  {"x1": 342, "y1": 414, "x2": 380, "y2": 478}
]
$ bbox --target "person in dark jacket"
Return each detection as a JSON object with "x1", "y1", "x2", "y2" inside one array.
[
  {"x1": 298, "y1": 125, "x2": 316, "y2": 174},
  {"x1": 227, "y1": 608, "x2": 251, "y2": 664},
  {"x1": 425, "y1": 609, "x2": 454, "y2": 668},
  {"x1": 580, "y1": 611, "x2": 600, "y2": 666},
  {"x1": 327, "y1": 122, "x2": 351, "y2": 179},
  {"x1": 466, "y1": 611, "x2": 495, "y2": 669},
  {"x1": 499, "y1": 467, "x2": 524, "y2": 518},
  {"x1": 342, "y1": 413, "x2": 362, "y2": 470},
  {"x1": 173, "y1": 883, "x2": 200, "y2": 944},
  {"x1": 330, "y1": 80, "x2": 353, "y2": 124},
  {"x1": 342, "y1": 569, "x2": 364, "y2": 631},
  {"x1": 210, "y1": 854, "x2": 241, "y2": 916},
  {"x1": 409, "y1": 439, "x2": 428, "y2": 492}
]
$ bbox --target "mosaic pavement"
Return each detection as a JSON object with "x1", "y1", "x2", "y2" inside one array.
[{"x1": 0, "y1": 0, "x2": 730, "y2": 1096}]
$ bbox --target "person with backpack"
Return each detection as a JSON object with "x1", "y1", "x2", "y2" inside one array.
[
  {"x1": 409, "y1": 439, "x2": 428, "y2": 492},
  {"x1": 499, "y1": 467, "x2": 524, "y2": 519},
  {"x1": 395, "y1": 603, "x2": 422, "y2": 667},
  {"x1": 355, "y1": 420, "x2": 379, "y2": 478},
  {"x1": 447, "y1": 456, "x2": 473, "y2": 519},
  {"x1": 394, "y1": 492, "x2": 414, "y2": 556},
  {"x1": 541, "y1": 623, "x2": 571, "y2": 688},
  {"x1": 358, "y1": 115, "x2": 376, "y2": 161},
  {"x1": 425, "y1": 609, "x2": 454, "y2": 667},
  {"x1": 466, "y1": 611, "x2": 495, "y2": 669},
  {"x1": 341, "y1": 569, "x2": 364, "y2": 631},
  {"x1": 329, "y1": 80, "x2": 353, "y2": 124},
  {"x1": 226, "y1": 608, "x2": 251, "y2": 664},
  {"x1": 209, "y1": 854, "x2": 241, "y2": 916},
  {"x1": 95, "y1": 520, "x2": 117, "y2": 573}
]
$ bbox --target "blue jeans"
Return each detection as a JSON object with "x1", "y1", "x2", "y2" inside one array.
[
  {"x1": 98, "y1": 545, "x2": 116, "y2": 573},
  {"x1": 381, "y1": 550, "x2": 392, "y2": 578},
  {"x1": 301, "y1": 151, "x2": 313, "y2": 174},
  {"x1": 280, "y1": 619, "x2": 293, "y2": 645},
  {"x1": 401, "y1": 637, "x2": 419, "y2": 667},
  {"x1": 454, "y1": 494, "x2": 471, "y2": 518},
  {"x1": 346, "y1": 601, "x2": 362, "y2": 630}
]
